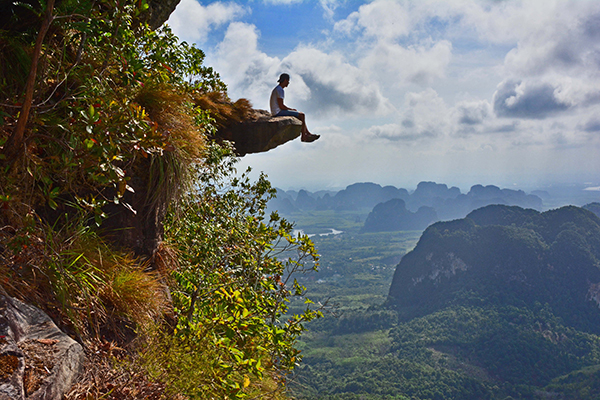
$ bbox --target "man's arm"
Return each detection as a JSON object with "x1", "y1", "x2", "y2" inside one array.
[{"x1": 277, "y1": 97, "x2": 296, "y2": 111}]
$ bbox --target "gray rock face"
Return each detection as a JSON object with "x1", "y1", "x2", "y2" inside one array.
[
  {"x1": 100, "y1": 154, "x2": 168, "y2": 259},
  {"x1": 218, "y1": 110, "x2": 302, "y2": 155},
  {"x1": 0, "y1": 293, "x2": 84, "y2": 400},
  {"x1": 143, "y1": 0, "x2": 182, "y2": 30}
]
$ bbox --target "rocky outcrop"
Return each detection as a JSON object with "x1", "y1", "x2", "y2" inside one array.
[
  {"x1": 100, "y1": 106, "x2": 302, "y2": 257},
  {"x1": 97, "y1": 111, "x2": 301, "y2": 259},
  {"x1": 0, "y1": 292, "x2": 84, "y2": 400},
  {"x1": 216, "y1": 110, "x2": 302, "y2": 156},
  {"x1": 142, "y1": 0, "x2": 182, "y2": 30},
  {"x1": 100, "y1": 156, "x2": 168, "y2": 259}
]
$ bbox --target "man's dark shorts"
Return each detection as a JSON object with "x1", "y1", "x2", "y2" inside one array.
[{"x1": 275, "y1": 110, "x2": 300, "y2": 117}]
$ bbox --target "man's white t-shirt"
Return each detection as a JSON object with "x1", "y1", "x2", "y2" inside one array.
[{"x1": 270, "y1": 85, "x2": 284, "y2": 116}]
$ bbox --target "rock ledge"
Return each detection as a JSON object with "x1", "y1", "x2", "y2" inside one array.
[{"x1": 217, "y1": 110, "x2": 302, "y2": 155}]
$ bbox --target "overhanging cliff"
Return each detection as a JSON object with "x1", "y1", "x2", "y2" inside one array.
[{"x1": 215, "y1": 110, "x2": 302, "y2": 156}]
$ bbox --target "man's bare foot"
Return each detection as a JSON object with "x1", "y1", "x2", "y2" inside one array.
[{"x1": 301, "y1": 133, "x2": 320, "y2": 142}]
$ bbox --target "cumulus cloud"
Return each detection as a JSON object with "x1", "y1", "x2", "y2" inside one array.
[
  {"x1": 210, "y1": 23, "x2": 391, "y2": 118},
  {"x1": 364, "y1": 124, "x2": 420, "y2": 142},
  {"x1": 213, "y1": 22, "x2": 276, "y2": 82},
  {"x1": 404, "y1": 0, "x2": 600, "y2": 101},
  {"x1": 262, "y1": 0, "x2": 303, "y2": 4},
  {"x1": 331, "y1": 1, "x2": 453, "y2": 88},
  {"x1": 455, "y1": 100, "x2": 491, "y2": 125},
  {"x1": 319, "y1": 0, "x2": 342, "y2": 20},
  {"x1": 502, "y1": 5, "x2": 600, "y2": 76},
  {"x1": 491, "y1": 122, "x2": 520, "y2": 134},
  {"x1": 492, "y1": 76, "x2": 600, "y2": 120},
  {"x1": 366, "y1": 89, "x2": 449, "y2": 142},
  {"x1": 167, "y1": 0, "x2": 247, "y2": 43},
  {"x1": 211, "y1": 22, "x2": 280, "y2": 103},
  {"x1": 360, "y1": 40, "x2": 452, "y2": 87},
  {"x1": 493, "y1": 80, "x2": 571, "y2": 119},
  {"x1": 581, "y1": 118, "x2": 600, "y2": 133},
  {"x1": 334, "y1": 0, "x2": 411, "y2": 40},
  {"x1": 281, "y1": 47, "x2": 392, "y2": 116},
  {"x1": 419, "y1": 0, "x2": 588, "y2": 46}
]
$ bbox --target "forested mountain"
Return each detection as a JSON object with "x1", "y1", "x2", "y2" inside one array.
[
  {"x1": 381, "y1": 205, "x2": 600, "y2": 398},
  {"x1": 290, "y1": 204, "x2": 600, "y2": 399},
  {"x1": 388, "y1": 205, "x2": 600, "y2": 327}
]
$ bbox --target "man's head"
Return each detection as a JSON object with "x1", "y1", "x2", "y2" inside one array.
[{"x1": 278, "y1": 73, "x2": 290, "y2": 87}]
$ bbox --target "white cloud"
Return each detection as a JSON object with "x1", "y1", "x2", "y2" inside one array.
[
  {"x1": 492, "y1": 76, "x2": 600, "y2": 120},
  {"x1": 454, "y1": 100, "x2": 491, "y2": 125},
  {"x1": 209, "y1": 21, "x2": 284, "y2": 111},
  {"x1": 502, "y1": 4, "x2": 600, "y2": 77},
  {"x1": 263, "y1": 0, "x2": 303, "y2": 6},
  {"x1": 210, "y1": 23, "x2": 391, "y2": 118},
  {"x1": 581, "y1": 118, "x2": 600, "y2": 133},
  {"x1": 319, "y1": 0, "x2": 342, "y2": 21},
  {"x1": 335, "y1": 0, "x2": 411, "y2": 40},
  {"x1": 213, "y1": 22, "x2": 279, "y2": 85},
  {"x1": 262, "y1": 0, "x2": 303, "y2": 4},
  {"x1": 360, "y1": 40, "x2": 452, "y2": 87},
  {"x1": 493, "y1": 79, "x2": 570, "y2": 119},
  {"x1": 167, "y1": 0, "x2": 247, "y2": 43},
  {"x1": 333, "y1": 0, "x2": 571, "y2": 46},
  {"x1": 281, "y1": 47, "x2": 392, "y2": 117},
  {"x1": 366, "y1": 89, "x2": 449, "y2": 143},
  {"x1": 418, "y1": 0, "x2": 578, "y2": 45},
  {"x1": 330, "y1": 1, "x2": 453, "y2": 88}
]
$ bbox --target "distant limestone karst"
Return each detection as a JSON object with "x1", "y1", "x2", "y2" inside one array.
[
  {"x1": 361, "y1": 198, "x2": 437, "y2": 232},
  {"x1": 584, "y1": 202, "x2": 600, "y2": 218},
  {"x1": 269, "y1": 181, "x2": 544, "y2": 228}
]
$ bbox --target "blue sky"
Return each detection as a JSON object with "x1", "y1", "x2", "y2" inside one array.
[{"x1": 168, "y1": 0, "x2": 600, "y2": 193}]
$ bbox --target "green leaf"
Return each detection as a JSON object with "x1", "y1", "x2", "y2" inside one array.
[{"x1": 48, "y1": 197, "x2": 58, "y2": 210}]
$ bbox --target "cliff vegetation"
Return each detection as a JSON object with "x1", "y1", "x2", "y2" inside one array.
[{"x1": 0, "y1": 1, "x2": 319, "y2": 398}]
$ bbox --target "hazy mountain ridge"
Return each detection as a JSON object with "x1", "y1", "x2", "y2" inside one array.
[
  {"x1": 361, "y1": 198, "x2": 437, "y2": 232},
  {"x1": 269, "y1": 181, "x2": 544, "y2": 225},
  {"x1": 583, "y1": 202, "x2": 600, "y2": 218}
]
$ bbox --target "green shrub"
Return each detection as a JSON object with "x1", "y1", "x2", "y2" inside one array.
[{"x1": 146, "y1": 143, "x2": 322, "y2": 398}]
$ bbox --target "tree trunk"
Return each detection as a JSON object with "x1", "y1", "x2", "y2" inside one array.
[{"x1": 2, "y1": 0, "x2": 55, "y2": 163}]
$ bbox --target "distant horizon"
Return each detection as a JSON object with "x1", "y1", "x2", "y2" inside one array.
[
  {"x1": 265, "y1": 179, "x2": 600, "y2": 211},
  {"x1": 266, "y1": 177, "x2": 600, "y2": 196}
]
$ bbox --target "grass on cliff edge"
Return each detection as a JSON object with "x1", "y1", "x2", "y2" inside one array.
[{"x1": 0, "y1": 217, "x2": 171, "y2": 340}]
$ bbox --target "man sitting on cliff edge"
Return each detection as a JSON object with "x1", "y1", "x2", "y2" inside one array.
[{"x1": 270, "y1": 73, "x2": 320, "y2": 143}]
